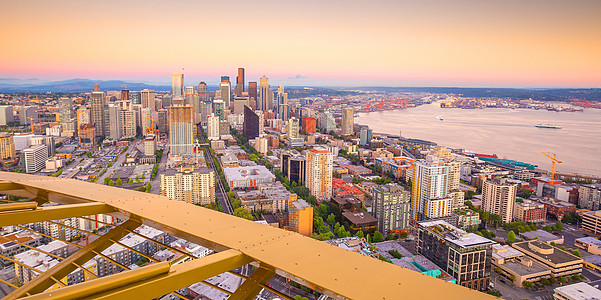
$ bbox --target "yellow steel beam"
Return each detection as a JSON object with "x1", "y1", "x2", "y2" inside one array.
[
  {"x1": 29, "y1": 249, "x2": 253, "y2": 300},
  {"x1": 21, "y1": 262, "x2": 171, "y2": 300},
  {"x1": 229, "y1": 266, "x2": 275, "y2": 300},
  {"x1": 0, "y1": 202, "x2": 114, "y2": 227},
  {"x1": 0, "y1": 181, "x2": 25, "y2": 191},
  {"x1": 0, "y1": 201, "x2": 37, "y2": 212},
  {"x1": 5, "y1": 219, "x2": 141, "y2": 299},
  {"x1": 0, "y1": 172, "x2": 495, "y2": 300},
  {"x1": 0, "y1": 253, "x2": 67, "y2": 288}
]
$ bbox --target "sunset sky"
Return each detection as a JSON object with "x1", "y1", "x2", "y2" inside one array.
[{"x1": 1, "y1": 0, "x2": 600, "y2": 87}]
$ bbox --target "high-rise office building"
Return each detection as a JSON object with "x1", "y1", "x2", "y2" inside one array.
[
  {"x1": 90, "y1": 91, "x2": 106, "y2": 137},
  {"x1": 220, "y1": 81, "x2": 231, "y2": 109},
  {"x1": 198, "y1": 82, "x2": 208, "y2": 102},
  {"x1": 171, "y1": 73, "x2": 184, "y2": 97},
  {"x1": 117, "y1": 101, "x2": 136, "y2": 138},
  {"x1": 233, "y1": 96, "x2": 249, "y2": 114},
  {"x1": 141, "y1": 89, "x2": 155, "y2": 111},
  {"x1": 22, "y1": 144, "x2": 48, "y2": 173},
  {"x1": 235, "y1": 68, "x2": 245, "y2": 96},
  {"x1": 130, "y1": 91, "x2": 141, "y2": 105},
  {"x1": 341, "y1": 106, "x2": 354, "y2": 136},
  {"x1": 19, "y1": 106, "x2": 38, "y2": 126},
  {"x1": 276, "y1": 85, "x2": 288, "y2": 120},
  {"x1": 482, "y1": 178, "x2": 517, "y2": 223},
  {"x1": 411, "y1": 156, "x2": 452, "y2": 221},
  {"x1": 157, "y1": 109, "x2": 168, "y2": 134},
  {"x1": 287, "y1": 117, "x2": 299, "y2": 140},
  {"x1": 305, "y1": 147, "x2": 333, "y2": 201},
  {"x1": 212, "y1": 100, "x2": 225, "y2": 121},
  {"x1": 107, "y1": 104, "x2": 122, "y2": 140},
  {"x1": 120, "y1": 89, "x2": 130, "y2": 101},
  {"x1": 141, "y1": 107, "x2": 152, "y2": 135},
  {"x1": 280, "y1": 151, "x2": 306, "y2": 185},
  {"x1": 58, "y1": 97, "x2": 75, "y2": 133},
  {"x1": 360, "y1": 127, "x2": 373, "y2": 146},
  {"x1": 259, "y1": 76, "x2": 271, "y2": 111},
  {"x1": 206, "y1": 113, "x2": 220, "y2": 141},
  {"x1": 248, "y1": 82, "x2": 258, "y2": 109},
  {"x1": 168, "y1": 106, "x2": 194, "y2": 155},
  {"x1": 30, "y1": 136, "x2": 55, "y2": 157},
  {"x1": 243, "y1": 106, "x2": 261, "y2": 140},
  {"x1": 93, "y1": 84, "x2": 100, "y2": 92},
  {"x1": 184, "y1": 86, "x2": 195, "y2": 105},
  {"x1": 0, "y1": 133, "x2": 16, "y2": 160},
  {"x1": 373, "y1": 183, "x2": 412, "y2": 236},
  {"x1": 160, "y1": 167, "x2": 215, "y2": 205}
]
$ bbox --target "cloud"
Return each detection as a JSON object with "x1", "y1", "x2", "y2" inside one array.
[{"x1": 287, "y1": 75, "x2": 308, "y2": 80}]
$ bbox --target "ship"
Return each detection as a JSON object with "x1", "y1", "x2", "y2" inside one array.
[{"x1": 536, "y1": 124, "x2": 562, "y2": 129}]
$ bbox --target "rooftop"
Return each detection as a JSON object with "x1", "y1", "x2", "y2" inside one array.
[
  {"x1": 223, "y1": 166, "x2": 275, "y2": 182},
  {"x1": 502, "y1": 258, "x2": 550, "y2": 276},
  {"x1": 554, "y1": 282, "x2": 601, "y2": 300},
  {"x1": 342, "y1": 211, "x2": 377, "y2": 225},
  {"x1": 576, "y1": 237, "x2": 601, "y2": 248},
  {"x1": 492, "y1": 244, "x2": 524, "y2": 260},
  {"x1": 418, "y1": 220, "x2": 495, "y2": 249},
  {"x1": 512, "y1": 240, "x2": 582, "y2": 266},
  {"x1": 520, "y1": 230, "x2": 562, "y2": 242}
]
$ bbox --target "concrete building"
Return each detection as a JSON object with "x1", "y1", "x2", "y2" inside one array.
[
  {"x1": 372, "y1": 183, "x2": 411, "y2": 236},
  {"x1": 168, "y1": 105, "x2": 194, "y2": 155},
  {"x1": 482, "y1": 178, "x2": 517, "y2": 223},
  {"x1": 582, "y1": 211, "x2": 601, "y2": 235},
  {"x1": 287, "y1": 117, "x2": 299, "y2": 139},
  {"x1": 143, "y1": 134, "x2": 156, "y2": 156},
  {"x1": 171, "y1": 73, "x2": 184, "y2": 97},
  {"x1": 454, "y1": 208, "x2": 481, "y2": 230},
  {"x1": 280, "y1": 150, "x2": 306, "y2": 185},
  {"x1": 416, "y1": 220, "x2": 494, "y2": 291},
  {"x1": 579, "y1": 184, "x2": 601, "y2": 211},
  {"x1": 0, "y1": 230, "x2": 42, "y2": 266},
  {"x1": 58, "y1": 97, "x2": 75, "y2": 134},
  {"x1": 512, "y1": 240, "x2": 583, "y2": 278},
  {"x1": 243, "y1": 105, "x2": 262, "y2": 140},
  {"x1": 90, "y1": 91, "x2": 106, "y2": 137},
  {"x1": 554, "y1": 282, "x2": 601, "y2": 300},
  {"x1": 360, "y1": 127, "x2": 372, "y2": 146},
  {"x1": 411, "y1": 156, "x2": 452, "y2": 221},
  {"x1": 491, "y1": 244, "x2": 551, "y2": 287},
  {"x1": 288, "y1": 198, "x2": 313, "y2": 236},
  {"x1": 574, "y1": 237, "x2": 601, "y2": 255},
  {"x1": 206, "y1": 113, "x2": 220, "y2": 140},
  {"x1": 258, "y1": 75, "x2": 271, "y2": 112},
  {"x1": 19, "y1": 106, "x2": 38, "y2": 126},
  {"x1": 46, "y1": 124, "x2": 62, "y2": 137},
  {"x1": 305, "y1": 148, "x2": 333, "y2": 201},
  {"x1": 341, "y1": 106, "x2": 354, "y2": 135},
  {"x1": 30, "y1": 135, "x2": 55, "y2": 157},
  {"x1": 0, "y1": 105, "x2": 13, "y2": 125},
  {"x1": 223, "y1": 165, "x2": 275, "y2": 189},
  {"x1": 22, "y1": 144, "x2": 48, "y2": 173},
  {"x1": 0, "y1": 133, "x2": 16, "y2": 160},
  {"x1": 319, "y1": 111, "x2": 335, "y2": 132},
  {"x1": 160, "y1": 167, "x2": 215, "y2": 205}
]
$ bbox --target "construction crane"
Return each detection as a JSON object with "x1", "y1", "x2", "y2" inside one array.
[
  {"x1": 27, "y1": 117, "x2": 34, "y2": 134},
  {"x1": 541, "y1": 152, "x2": 562, "y2": 185}
]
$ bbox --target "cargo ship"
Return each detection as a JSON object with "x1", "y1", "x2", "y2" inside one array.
[{"x1": 535, "y1": 124, "x2": 562, "y2": 129}]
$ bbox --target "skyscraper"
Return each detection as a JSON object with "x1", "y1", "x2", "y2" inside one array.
[
  {"x1": 184, "y1": 86, "x2": 195, "y2": 106},
  {"x1": 360, "y1": 127, "x2": 373, "y2": 146},
  {"x1": 198, "y1": 82, "x2": 208, "y2": 102},
  {"x1": 305, "y1": 148, "x2": 333, "y2": 201},
  {"x1": 219, "y1": 81, "x2": 231, "y2": 109},
  {"x1": 287, "y1": 117, "x2": 299, "y2": 139},
  {"x1": 212, "y1": 100, "x2": 225, "y2": 121},
  {"x1": 120, "y1": 89, "x2": 130, "y2": 101},
  {"x1": 248, "y1": 82, "x2": 258, "y2": 109},
  {"x1": 259, "y1": 76, "x2": 270, "y2": 111},
  {"x1": 276, "y1": 85, "x2": 288, "y2": 120},
  {"x1": 243, "y1": 105, "x2": 261, "y2": 140},
  {"x1": 90, "y1": 91, "x2": 106, "y2": 137},
  {"x1": 341, "y1": 106, "x2": 354, "y2": 136},
  {"x1": 58, "y1": 97, "x2": 75, "y2": 133},
  {"x1": 482, "y1": 178, "x2": 517, "y2": 223},
  {"x1": 107, "y1": 104, "x2": 122, "y2": 140},
  {"x1": 141, "y1": 89, "x2": 155, "y2": 111},
  {"x1": 206, "y1": 113, "x2": 220, "y2": 141},
  {"x1": 93, "y1": 84, "x2": 100, "y2": 92},
  {"x1": 168, "y1": 106, "x2": 194, "y2": 155},
  {"x1": 235, "y1": 68, "x2": 245, "y2": 96},
  {"x1": 171, "y1": 73, "x2": 184, "y2": 97}
]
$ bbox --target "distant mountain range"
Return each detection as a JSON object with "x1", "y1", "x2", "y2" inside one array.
[
  {"x1": 0, "y1": 78, "x2": 172, "y2": 93},
  {"x1": 0, "y1": 78, "x2": 599, "y2": 101}
]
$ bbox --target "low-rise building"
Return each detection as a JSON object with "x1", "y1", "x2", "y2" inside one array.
[
  {"x1": 539, "y1": 198, "x2": 577, "y2": 220},
  {"x1": 512, "y1": 240, "x2": 583, "y2": 278},
  {"x1": 223, "y1": 165, "x2": 275, "y2": 189},
  {"x1": 553, "y1": 282, "x2": 601, "y2": 300},
  {"x1": 22, "y1": 144, "x2": 48, "y2": 173},
  {"x1": 288, "y1": 198, "x2": 313, "y2": 236},
  {"x1": 574, "y1": 237, "x2": 601, "y2": 255},
  {"x1": 513, "y1": 200, "x2": 547, "y2": 223},
  {"x1": 0, "y1": 230, "x2": 42, "y2": 265},
  {"x1": 520, "y1": 230, "x2": 564, "y2": 244},
  {"x1": 454, "y1": 208, "x2": 480, "y2": 230},
  {"x1": 491, "y1": 244, "x2": 551, "y2": 287}
]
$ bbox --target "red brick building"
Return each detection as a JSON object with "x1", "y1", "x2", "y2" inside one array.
[{"x1": 301, "y1": 117, "x2": 316, "y2": 134}]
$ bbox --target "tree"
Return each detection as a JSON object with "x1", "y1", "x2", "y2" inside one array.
[
  {"x1": 326, "y1": 214, "x2": 336, "y2": 225},
  {"x1": 373, "y1": 231, "x2": 384, "y2": 243},
  {"x1": 544, "y1": 225, "x2": 552, "y2": 231},
  {"x1": 318, "y1": 204, "x2": 329, "y2": 218},
  {"x1": 558, "y1": 276, "x2": 566, "y2": 283},
  {"x1": 572, "y1": 274, "x2": 581, "y2": 281},
  {"x1": 572, "y1": 250, "x2": 581, "y2": 257},
  {"x1": 540, "y1": 278, "x2": 550, "y2": 286},
  {"x1": 550, "y1": 241, "x2": 557, "y2": 247},
  {"x1": 562, "y1": 213, "x2": 575, "y2": 224},
  {"x1": 145, "y1": 183, "x2": 152, "y2": 192},
  {"x1": 561, "y1": 246, "x2": 567, "y2": 251},
  {"x1": 522, "y1": 281, "x2": 533, "y2": 289},
  {"x1": 554, "y1": 222, "x2": 563, "y2": 231},
  {"x1": 234, "y1": 207, "x2": 253, "y2": 220},
  {"x1": 116, "y1": 177, "x2": 122, "y2": 186},
  {"x1": 108, "y1": 179, "x2": 115, "y2": 186},
  {"x1": 506, "y1": 231, "x2": 516, "y2": 244},
  {"x1": 128, "y1": 178, "x2": 133, "y2": 185},
  {"x1": 355, "y1": 230, "x2": 364, "y2": 238},
  {"x1": 104, "y1": 177, "x2": 111, "y2": 185},
  {"x1": 400, "y1": 232, "x2": 408, "y2": 239}
]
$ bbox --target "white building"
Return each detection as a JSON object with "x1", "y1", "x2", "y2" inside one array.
[
  {"x1": 22, "y1": 144, "x2": 48, "y2": 173},
  {"x1": 288, "y1": 117, "x2": 299, "y2": 140},
  {"x1": 553, "y1": 282, "x2": 601, "y2": 300},
  {"x1": 160, "y1": 167, "x2": 215, "y2": 205},
  {"x1": 482, "y1": 178, "x2": 517, "y2": 223},
  {"x1": 206, "y1": 113, "x2": 220, "y2": 141}
]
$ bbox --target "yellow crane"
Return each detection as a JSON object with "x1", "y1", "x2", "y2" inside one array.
[
  {"x1": 26, "y1": 117, "x2": 34, "y2": 134},
  {"x1": 541, "y1": 152, "x2": 562, "y2": 185}
]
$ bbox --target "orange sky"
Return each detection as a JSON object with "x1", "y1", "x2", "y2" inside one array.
[{"x1": 1, "y1": 0, "x2": 600, "y2": 87}]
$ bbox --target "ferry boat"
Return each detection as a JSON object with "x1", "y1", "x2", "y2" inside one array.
[{"x1": 535, "y1": 124, "x2": 562, "y2": 129}]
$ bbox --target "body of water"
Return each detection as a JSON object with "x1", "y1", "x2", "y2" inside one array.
[{"x1": 356, "y1": 103, "x2": 601, "y2": 176}]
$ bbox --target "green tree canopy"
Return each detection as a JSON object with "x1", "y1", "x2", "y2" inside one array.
[
  {"x1": 128, "y1": 178, "x2": 133, "y2": 185},
  {"x1": 116, "y1": 177, "x2": 122, "y2": 186},
  {"x1": 373, "y1": 231, "x2": 384, "y2": 243},
  {"x1": 234, "y1": 207, "x2": 253, "y2": 220},
  {"x1": 506, "y1": 231, "x2": 516, "y2": 244},
  {"x1": 108, "y1": 180, "x2": 115, "y2": 186}
]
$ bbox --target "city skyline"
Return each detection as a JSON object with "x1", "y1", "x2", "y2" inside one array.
[{"x1": 1, "y1": 0, "x2": 600, "y2": 88}]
